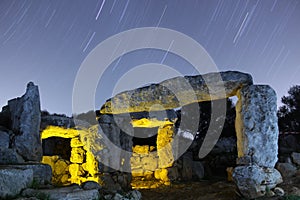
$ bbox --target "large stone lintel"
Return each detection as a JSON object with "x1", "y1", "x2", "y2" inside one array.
[{"x1": 100, "y1": 71, "x2": 253, "y2": 114}]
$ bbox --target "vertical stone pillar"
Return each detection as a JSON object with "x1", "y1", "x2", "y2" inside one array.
[
  {"x1": 233, "y1": 85, "x2": 282, "y2": 199},
  {"x1": 98, "y1": 114, "x2": 132, "y2": 190},
  {"x1": 8, "y1": 82, "x2": 42, "y2": 162},
  {"x1": 157, "y1": 123, "x2": 175, "y2": 169}
]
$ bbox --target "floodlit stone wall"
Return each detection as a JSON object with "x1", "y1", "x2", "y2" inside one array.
[
  {"x1": 41, "y1": 126, "x2": 100, "y2": 186},
  {"x1": 130, "y1": 122, "x2": 175, "y2": 188}
]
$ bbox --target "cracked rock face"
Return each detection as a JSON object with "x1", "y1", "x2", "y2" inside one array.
[{"x1": 8, "y1": 82, "x2": 42, "y2": 161}]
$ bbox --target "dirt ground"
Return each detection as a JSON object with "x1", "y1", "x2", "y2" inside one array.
[{"x1": 138, "y1": 177, "x2": 300, "y2": 200}]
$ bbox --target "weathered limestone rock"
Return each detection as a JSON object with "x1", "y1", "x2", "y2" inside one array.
[
  {"x1": 157, "y1": 124, "x2": 175, "y2": 168},
  {"x1": 112, "y1": 190, "x2": 142, "y2": 200},
  {"x1": 141, "y1": 154, "x2": 158, "y2": 171},
  {"x1": 41, "y1": 115, "x2": 75, "y2": 130},
  {"x1": 0, "y1": 168, "x2": 33, "y2": 199},
  {"x1": 70, "y1": 147, "x2": 85, "y2": 163},
  {"x1": 291, "y1": 152, "x2": 300, "y2": 166},
  {"x1": 235, "y1": 85, "x2": 279, "y2": 168},
  {"x1": 82, "y1": 181, "x2": 102, "y2": 190},
  {"x1": 22, "y1": 186, "x2": 100, "y2": 200},
  {"x1": 100, "y1": 71, "x2": 253, "y2": 114},
  {"x1": 233, "y1": 165, "x2": 282, "y2": 199},
  {"x1": 8, "y1": 164, "x2": 52, "y2": 185},
  {"x1": 0, "y1": 148, "x2": 24, "y2": 164},
  {"x1": 98, "y1": 114, "x2": 122, "y2": 171},
  {"x1": 276, "y1": 162, "x2": 297, "y2": 178},
  {"x1": 97, "y1": 114, "x2": 133, "y2": 190},
  {"x1": 8, "y1": 82, "x2": 42, "y2": 161},
  {"x1": 0, "y1": 129, "x2": 25, "y2": 164},
  {"x1": 0, "y1": 130, "x2": 9, "y2": 149}
]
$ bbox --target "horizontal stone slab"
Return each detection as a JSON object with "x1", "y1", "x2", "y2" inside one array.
[{"x1": 100, "y1": 71, "x2": 253, "y2": 114}]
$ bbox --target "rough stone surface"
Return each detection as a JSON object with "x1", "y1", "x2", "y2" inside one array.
[
  {"x1": 97, "y1": 114, "x2": 132, "y2": 190},
  {"x1": 0, "y1": 130, "x2": 9, "y2": 149},
  {"x1": 100, "y1": 71, "x2": 253, "y2": 114},
  {"x1": 232, "y1": 165, "x2": 282, "y2": 199},
  {"x1": 8, "y1": 82, "x2": 42, "y2": 161},
  {"x1": 41, "y1": 115, "x2": 75, "y2": 130},
  {"x1": 6, "y1": 164, "x2": 52, "y2": 185},
  {"x1": 192, "y1": 161, "x2": 205, "y2": 180},
  {"x1": 112, "y1": 190, "x2": 142, "y2": 200},
  {"x1": 0, "y1": 168, "x2": 33, "y2": 199},
  {"x1": 0, "y1": 148, "x2": 24, "y2": 164},
  {"x1": 82, "y1": 181, "x2": 102, "y2": 190},
  {"x1": 291, "y1": 152, "x2": 300, "y2": 166},
  {"x1": 235, "y1": 85, "x2": 279, "y2": 168},
  {"x1": 276, "y1": 162, "x2": 297, "y2": 178},
  {"x1": 22, "y1": 186, "x2": 100, "y2": 200}
]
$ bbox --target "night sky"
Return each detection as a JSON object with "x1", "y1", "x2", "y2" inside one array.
[{"x1": 0, "y1": 0, "x2": 299, "y2": 115}]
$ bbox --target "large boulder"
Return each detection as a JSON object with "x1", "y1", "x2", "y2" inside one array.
[
  {"x1": 233, "y1": 165, "x2": 282, "y2": 199},
  {"x1": 235, "y1": 85, "x2": 279, "y2": 168},
  {"x1": 100, "y1": 71, "x2": 252, "y2": 114},
  {"x1": 0, "y1": 167, "x2": 33, "y2": 199},
  {"x1": 7, "y1": 82, "x2": 42, "y2": 161}
]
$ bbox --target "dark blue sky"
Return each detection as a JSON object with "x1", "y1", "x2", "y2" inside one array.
[{"x1": 0, "y1": 0, "x2": 299, "y2": 115}]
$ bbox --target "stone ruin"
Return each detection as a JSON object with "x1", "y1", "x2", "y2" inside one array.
[
  {"x1": 96, "y1": 70, "x2": 282, "y2": 198},
  {"x1": 0, "y1": 71, "x2": 283, "y2": 199}
]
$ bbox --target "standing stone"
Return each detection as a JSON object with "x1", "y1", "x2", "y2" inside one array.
[
  {"x1": 98, "y1": 114, "x2": 132, "y2": 190},
  {"x1": 235, "y1": 85, "x2": 279, "y2": 168},
  {"x1": 8, "y1": 82, "x2": 42, "y2": 161}
]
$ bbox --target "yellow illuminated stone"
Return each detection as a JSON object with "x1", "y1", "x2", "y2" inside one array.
[
  {"x1": 41, "y1": 126, "x2": 103, "y2": 187},
  {"x1": 70, "y1": 137, "x2": 84, "y2": 147},
  {"x1": 54, "y1": 159, "x2": 69, "y2": 175},
  {"x1": 41, "y1": 126, "x2": 80, "y2": 139},
  {"x1": 60, "y1": 174, "x2": 69, "y2": 184},
  {"x1": 149, "y1": 146, "x2": 155, "y2": 152},
  {"x1": 85, "y1": 152, "x2": 98, "y2": 176},
  {"x1": 142, "y1": 154, "x2": 158, "y2": 171},
  {"x1": 132, "y1": 168, "x2": 144, "y2": 177},
  {"x1": 70, "y1": 147, "x2": 85, "y2": 164},
  {"x1": 130, "y1": 156, "x2": 142, "y2": 169},
  {"x1": 131, "y1": 118, "x2": 173, "y2": 128},
  {"x1": 157, "y1": 124, "x2": 174, "y2": 168},
  {"x1": 154, "y1": 168, "x2": 169, "y2": 182},
  {"x1": 132, "y1": 145, "x2": 149, "y2": 154}
]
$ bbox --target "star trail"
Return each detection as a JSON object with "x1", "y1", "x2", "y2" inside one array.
[{"x1": 0, "y1": 0, "x2": 299, "y2": 115}]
